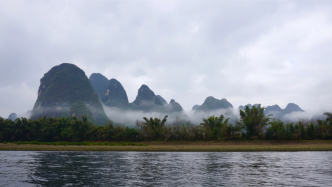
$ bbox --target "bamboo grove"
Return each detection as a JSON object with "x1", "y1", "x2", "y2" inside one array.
[{"x1": 1, "y1": 105, "x2": 332, "y2": 142}]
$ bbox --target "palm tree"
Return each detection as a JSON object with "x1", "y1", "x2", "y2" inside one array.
[
  {"x1": 200, "y1": 114, "x2": 230, "y2": 139},
  {"x1": 239, "y1": 104, "x2": 270, "y2": 139},
  {"x1": 201, "y1": 114, "x2": 229, "y2": 130},
  {"x1": 268, "y1": 119, "x2": 284, "y2": 140},
  {"x1": 143, "y1": 115, "x2": 168, "y2": 140},
  {"x1": 323, "y1": 112, "x2": 332, "y2": 122},
  {"x1": 143, "y1": 115, "x2": 168, "y2": 129}
]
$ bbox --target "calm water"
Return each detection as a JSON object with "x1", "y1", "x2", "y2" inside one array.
[{"x1": 0, "y1": 151, "x2": 332, "y2": 186}]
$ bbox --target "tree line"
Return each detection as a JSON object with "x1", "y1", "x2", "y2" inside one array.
[{"x1": 1, "y1": 105, "x2": 332, "y2": 142}]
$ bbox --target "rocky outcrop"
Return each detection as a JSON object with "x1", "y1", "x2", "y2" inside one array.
[
  {"x1": 8, "y1": 113, "x2": 18, "y2": 121},
  {"x1": 169, "y1": 99, "x2": 183, "y2": 112},
  {"x1": 195, "y1": 96, "x2": 233, "y2": 112},
  {"x1": 130, "y1": 85, "x2": 163, "y2": 112},
  {"x1": 156, "y1": 95, "x2": 168, "y2": 105},
  {"x1": 89, "y1": 73, "x2": 108, "y2": 100},
  {"x1": 30, "y1": 63, "x2": 108, "y2": 125},
  {"x1": 102, "y1": 78, "x2": 129, "y2": 108}
]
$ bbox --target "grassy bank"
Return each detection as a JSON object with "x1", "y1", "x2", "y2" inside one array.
[
  {"x1": 1, "y1": 140, "x2": 332, "y2": 152},
  {"x1": 7, "y1": 141, "x2": 147, "y2": 146}
]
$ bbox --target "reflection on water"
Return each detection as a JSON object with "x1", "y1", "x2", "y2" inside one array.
[{"x1": 0, "y1": 151, "x2": 332, "y2": 186}]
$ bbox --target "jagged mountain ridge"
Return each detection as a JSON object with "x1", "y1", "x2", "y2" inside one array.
[
  {"x1": 88, "y1": 73, "x2": 183, "y2": 113},
  {"x1": 195, "y1": 96, "x2": 233, "y2": 112},
  {"x1": 129, "y1": 84, "x2": 164, "y2": 112},
  {"x1": 30, "y1": 64, "x2": 306, "y2": 122}
]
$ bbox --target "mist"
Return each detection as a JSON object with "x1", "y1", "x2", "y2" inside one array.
[
  {"x1": 1, "y1": 101, "x2": 330, "y2": 126},
  {"x1": 103, "y1": 105, "x2": 237, "y2": 127}
]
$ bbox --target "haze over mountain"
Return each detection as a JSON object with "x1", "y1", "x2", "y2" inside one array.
[
  {"x1": 7, "y1": 113, "x2": 18, "y2": 121},
  {"x1": 0, "y1": 62, "x2": 314, "y2": 125},
  {"x1": 169, "y1": 99, "x2": 183, "y2": 112},
  {"x1": 194, "y1": 96, "x2": 233, "y2": 112},
  {"x1": 0, "y1": 61, "x2": 318, "y2": 125},
  {"x1": 192, "y1": 105, "x2": 200, "y2": 111},
  {"x1": 30, "y1": 63, "x2": 109, "y2": 125},
  {"x1": 238, "y1": 104, "x2": 260, "y2": 111},
  {"x1": 89, "y1": 73, "x2": 108, "y2": 100},
  {"x1": 238, "y1": 103, "x2": 305, "y2": 120},
  {"x1": 102, "y1": 78, "x2": 129, "y2": 108},
  {"x1": 156, "y1": 95, "x2": 168, "y2": 105},
  {"x1": 88, "y1": 72, "x2": 185, "y2": 120},
  {"x1": 130, "y1": 84, "x2": 164, "y2": 112}
]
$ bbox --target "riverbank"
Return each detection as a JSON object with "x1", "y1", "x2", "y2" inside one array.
[{"x1": 1, "y1": 140, "x2": 332, "y2": 151}]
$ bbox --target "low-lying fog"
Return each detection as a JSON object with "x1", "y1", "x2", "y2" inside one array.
[
  {"x1": 3, "y1": 105, "x2": 330, "y2": 127},
  {"x1": 103, "y1": 105, "x2": 329, "y2": 127}
]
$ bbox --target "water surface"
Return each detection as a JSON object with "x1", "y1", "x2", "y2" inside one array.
[{"x1": 1, "y1": 151, "x2": 332, "y2": 186}]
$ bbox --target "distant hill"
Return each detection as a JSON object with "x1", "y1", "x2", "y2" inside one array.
[
  {"x1": 8, "y1": 113, "x2": 18, "y2": 121},
  {"x1": 195, "y1": 96, "x2": 233, "y2": 112},
  {"x1": 238, "y1": 104, "x2": 260, "y2": 111},
  {"x1": 265, "y1": 103, "x2": 304, "y2": 119},
  {"x1": 156, "y1": 95, "x2": 168, "y2": 105},
  {"x1": 239, "y1": 103, "x2": 305, "y2": 120},
  {"x1": 192, "y1": 104, "x2": 200, "y2": 110},
  {"x1": 264, "y1": 104, "x2": 283, "y2": 114},
  {"x1": 130, "y1": 85, "x2": 163, "y2": 112},
  {"x1": 283, "y1": 103, "x2": 304, "y2": 114},
  {"x1": 26, "y1": 110, "x2": 32, "y2": 118},
  {"x1": 30, "y1": 63, "x2": 108, "y2": 125},
  {"x1": 310, "y1": 113, "x2": 327, "y2": 122},
  {"x1": 102, "y1": 78, "x2": 129, "y2": 108},
  {"x1": 89, "y1": 73, "x2": 108, "y2": 100},
  {"x1": 169, "y1": 99, "x2": 183, "y2": 112}
]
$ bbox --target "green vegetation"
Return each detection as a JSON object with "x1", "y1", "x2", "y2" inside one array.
[
  {"x1": 239, "y1": 105, "x2": 270, "y2": 139},
  {"x1": 70, "y1": 100, "x2": 95, "y2": 122},
  {"x1": 4, "y1": 141, "x2": 146, "y2": 146},
  {"x1": 1, "y1": 105, "x2": 332, "y2": 143},
  {"x1": 1, "y1": 141, "x2": 332, "y2": 152},
  {"x1": 0, "y1": 116, "x2": 141, "y2": 142}
]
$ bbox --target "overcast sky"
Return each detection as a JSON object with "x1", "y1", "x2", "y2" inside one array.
[{"x1": 0, "y1": 0, "x2": 332, "y2": 117}]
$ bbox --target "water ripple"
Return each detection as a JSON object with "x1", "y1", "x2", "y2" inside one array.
[{"x1": 0, "y1": 151, "x2": 332, "y2": 186}]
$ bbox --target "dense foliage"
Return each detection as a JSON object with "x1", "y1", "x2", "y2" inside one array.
[
  {"x1": 0, "y1": 116, "x2": 140, "y2": 142},
  {"x1": 1, "y1": 108, "x2": 332, "y2": 142}
]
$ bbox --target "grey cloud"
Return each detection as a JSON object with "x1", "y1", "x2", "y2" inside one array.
[{"x1": 0, "y1": 0, "x2": 332, "y2": 119}]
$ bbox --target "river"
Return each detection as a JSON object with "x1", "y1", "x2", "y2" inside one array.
[{"x1": 1, "y1": 151, "x2": 332, "y2": 186}]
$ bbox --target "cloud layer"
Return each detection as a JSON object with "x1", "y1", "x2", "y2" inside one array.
[{"x1": 1, "y1": 0, "x2": 332, "y2": 118}]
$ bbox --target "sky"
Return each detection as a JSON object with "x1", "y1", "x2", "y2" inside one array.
[{"x1": 0, "y1": 0, "x2": 332, "y2": 118}]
